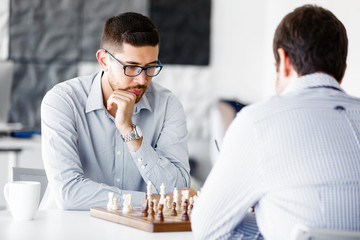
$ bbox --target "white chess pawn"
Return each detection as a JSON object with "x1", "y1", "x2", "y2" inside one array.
[
  {"x1": 112, "y1": 197, "x2": 119, "y2": 210},
  {"x1": 122, "y1": 194, "x2": 133, "y2": 214},
  {"x1": 107, "y1": 192, "x2": 114, "y2": 210},
  {"x1": 165, "y1": 196, "x2": 171, "y2": 212}
]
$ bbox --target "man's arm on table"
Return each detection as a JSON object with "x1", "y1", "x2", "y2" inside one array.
[
  {"x1": 191, "y1": 110, "x2": 263, "y2": 239},
  {"x1": 127, "y1": 94, "x2": 191, "y2": 193}
]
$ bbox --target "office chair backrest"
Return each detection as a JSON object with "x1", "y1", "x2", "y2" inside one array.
[
  {"x1": 291, "y1": 224, "x2": 360, "y2": 240},
  {"x1": 12, "y1": 167, "x2": 48, "y2": 202}
]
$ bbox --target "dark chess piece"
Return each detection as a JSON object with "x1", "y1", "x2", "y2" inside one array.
[
  {"x1": 157, "y1": 203, "x2": 164, "y2": 221},
  {"x1": 141, "y1": 200, "x2": 149, "y2": 217},
  {"x1": 148, "y1": 200, "x2": 155, "y2": 218},
  {"x1": 170, "y1": 201, "x2": 177, "y2": 216},
  {"x1": 189, "y1": 203, "x2": 194, "y2": 215},
  {"x1": 181, "y1": 199, "x2": 189, "y2": 221}
]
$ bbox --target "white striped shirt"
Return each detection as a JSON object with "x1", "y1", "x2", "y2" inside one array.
[{"x1": 191, "y1": 73, "x2": 360, "y2": 240}]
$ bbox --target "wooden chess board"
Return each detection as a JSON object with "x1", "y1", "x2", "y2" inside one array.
[{"x1": 90, "y1": 207, "x2": 192, "y2": 232}]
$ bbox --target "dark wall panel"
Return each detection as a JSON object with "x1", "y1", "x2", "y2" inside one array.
[
  {"x1": 9, "y1": 62, "x2": 76, "y2": 128},
  {"x1": 150, "y1": 0, "x2": 211, "y2": 65}
]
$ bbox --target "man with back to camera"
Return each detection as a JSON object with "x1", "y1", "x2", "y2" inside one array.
[
  {"x1": 41, "y1": 12, "x2": 192, "y2": 210},
  {"x1": 191, "y1": 5, "x2": 360, "y2": 240}
]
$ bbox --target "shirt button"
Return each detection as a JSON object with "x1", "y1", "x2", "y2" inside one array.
[
  {"x1": 117, "y1": 151, "x2": 121, "y2": 155},
  {"x1": 141, "y1": 165, "x2": 146, "y2": 169},
  {"x1": 137, "y1": 158, "x2": 143, "y2": 162},
  {"x1": 116, "y1": 178, "x2": 121, "y2": 183}
]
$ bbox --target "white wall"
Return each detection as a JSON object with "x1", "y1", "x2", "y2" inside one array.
[{"x1": 211, "y1": 0, "x2": 360, "y2": 103}]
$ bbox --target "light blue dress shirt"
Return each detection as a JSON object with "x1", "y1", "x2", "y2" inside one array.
[
  {"x1": 41, "y1": 71, "x2": 190, "y2": 210},
  {"x1": 191, "y1": 73, "x2": 360, "y2": 240}
]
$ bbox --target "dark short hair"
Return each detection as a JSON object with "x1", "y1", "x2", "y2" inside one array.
[
  {"x1": 100, "y1": 12, "x2": 160, "y2": 52},
  {"x1": 273, "y1": 5, "x2": 348, "y2": 82}
]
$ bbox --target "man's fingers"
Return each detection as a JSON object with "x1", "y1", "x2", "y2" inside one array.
[{"x1": 107, "y1": 91, "x2": 136, "y2": 110}]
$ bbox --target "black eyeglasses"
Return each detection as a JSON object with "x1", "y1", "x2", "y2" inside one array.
[{"x1": 103, "y1": 49, "x2": 163, "y2": 77}]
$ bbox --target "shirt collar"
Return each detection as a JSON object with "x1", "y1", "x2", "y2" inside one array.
[
  {"x1": 86, "y1": 71, "x2": 104, "y2": 113},
  {"x1": 85, "y1": 71, "x2": 153, "y2": 114},
  {"x1": 282, "y1": 72, "x2": 343, "y2": 94},
  {"x1": 133, "y1": 84, "x2": 153, "y2": 114}
]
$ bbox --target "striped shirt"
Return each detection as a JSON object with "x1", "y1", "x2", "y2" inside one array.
[{"x1": 191, "y1": 73, "x2": 360, "y2": 240}]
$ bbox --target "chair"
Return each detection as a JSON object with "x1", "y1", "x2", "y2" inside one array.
[
  {"x1": 291, "y1": 224, "x2": 360, "y2": 240},
  {"x1": 12, "y1": 167, "x2": 48, "y2": 202}
]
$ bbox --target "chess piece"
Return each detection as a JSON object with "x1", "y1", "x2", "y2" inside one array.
[
  {"x1": 107, "y1": 192, "x2": 114, "y2": 210},
  {"x1": 159, "y1": 183, "x2": 166, "y2": 206},
  {"x1": 181, "y1": 199, "x2": 189, "y2": 221},
  {"x1": 111, "y1": 197, "x2": 119, "y2": 211},
  {"x1": 157, "y1": 203, "x2": 164, "y2": 221},
  {"x1": 147, "y1": 181, "x2": 152, "y2": 202},
  {"x1": 181, "y1": 190, "x2": 189, "y2": 203},
  {"x1": 162, "y1": 196, "x2": 170, "y2": 213},
  {"x1": 166, "y1": 196, "x2": 171, "y2": 211},
  {"x1": 173, "y1": 188, "x2": 181, "y2": 212},
  {"x1": 140, "y1": 200, "x2": 149, "y2": 217},
  {"x1": 122, "y1": 194, "x2": 133, "y2": 214},
  {"x1": 153, "y1": 199, "x2": 158, "y2": 213},
  {"x1": 170, "y1": 201, "x2": 177, "y2": 216},
  {"x1": 148, "y1": 200, "x2": 155, "y2": 218},
  {"x1": 188, "y1": 197, "x2": 194, "y2": 214}
]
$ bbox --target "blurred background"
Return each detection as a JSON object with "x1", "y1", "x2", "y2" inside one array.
[{"x1": 1, "y1": 0, "x2": 360, "y2": 206}]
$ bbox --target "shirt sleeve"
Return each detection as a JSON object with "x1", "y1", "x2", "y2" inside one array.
[
  {"x1": 191, "y1": 108, "x2": 264, "y2": 239},
  {"x1": 41, "y1": 88, "x2": 145, "y2": 210},
  {"x1": 130, "y1": 95, "x2": 191, "y2": 193}
]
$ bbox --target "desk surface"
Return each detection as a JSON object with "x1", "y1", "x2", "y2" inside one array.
[
  {"x1": 0, "y1": 210, "x2": 195, "y2": 240},
  {"x1": 0, "y1": 135, "x2": 41, "y2": 150}
]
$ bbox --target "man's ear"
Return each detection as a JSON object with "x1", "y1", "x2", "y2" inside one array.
[
  {"x1": 277, "y1": 48, "x2": 292, "y2": 77},
  {"x1": 96, "y1": 49, "x2": 109, "y2": 72}
]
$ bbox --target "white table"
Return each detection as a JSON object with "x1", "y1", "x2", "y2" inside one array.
[{"x1": 0, "y1": 210, "x2": 195, "y2": 240}]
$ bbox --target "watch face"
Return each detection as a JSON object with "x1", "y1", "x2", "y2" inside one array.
[{"x1": 135, "y1": 125, "x2": 143, "y2": 137}]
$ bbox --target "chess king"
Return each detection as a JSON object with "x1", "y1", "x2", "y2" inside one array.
[{"x1": 41, "y1": 12, "x2": 194, "y2": 210}]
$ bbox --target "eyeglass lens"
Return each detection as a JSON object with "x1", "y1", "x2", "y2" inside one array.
[{"x1": 125, "y1": 66, "x2": 162, "y2": 77}]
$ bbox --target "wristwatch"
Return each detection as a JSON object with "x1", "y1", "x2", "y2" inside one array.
[{"x1": 121, "y1": 124, "x2": 143, "y2": 142}]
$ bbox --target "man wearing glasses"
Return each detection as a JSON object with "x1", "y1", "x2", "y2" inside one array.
[{"x1": 41, "y1": 12, "x2": 191, "y2": 210}]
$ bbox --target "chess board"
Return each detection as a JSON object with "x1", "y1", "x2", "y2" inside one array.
[{"x1": 90, "y1": 207, "x2": 192, "y2": 232}]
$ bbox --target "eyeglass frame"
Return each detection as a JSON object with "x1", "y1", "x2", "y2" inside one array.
[{"x1": 103, "y1": 49, "x2": 163, "y2": 77}]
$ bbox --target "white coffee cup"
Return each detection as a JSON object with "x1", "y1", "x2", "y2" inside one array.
[{"x1": 4, "y1": 181, "x2": 41, "y2": 220}]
